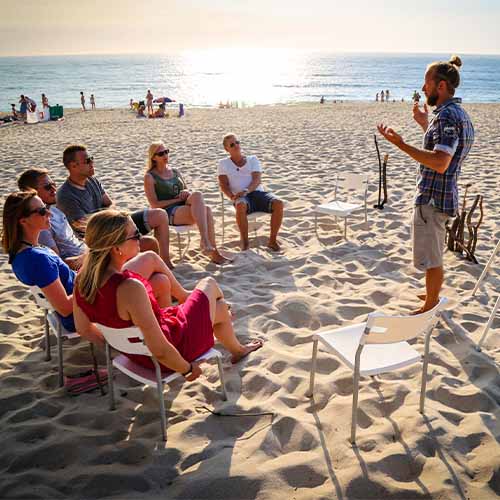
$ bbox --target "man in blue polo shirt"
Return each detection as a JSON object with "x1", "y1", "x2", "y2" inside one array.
[{"x1": 377, "y1": 55, "x2": 474, "y2": 314}]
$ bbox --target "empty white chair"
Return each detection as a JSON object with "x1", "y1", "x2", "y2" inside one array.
[
  {"x1": 314, "y1": 172, "x2": 369, "y2": 239},
  {"x1": 96, "y1": 323, "x2": 228, "y2": 441},
  {"x1": 220, "y1": 192, "x2": 270, "y2": 246},
  {"x1": 307, "y1": 297, "x2": 447, "y2": 444},
  {"x1": 170, "y1": 224, "x2": 196, "y2": 262},
  {"x1": 29, "y1": 286, "x2": 80, "y2": 387}
]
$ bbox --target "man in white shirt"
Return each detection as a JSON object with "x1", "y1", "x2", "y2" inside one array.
[
  {"x1": 218, "y1": 133, "x2": 283, "y2": 251},
  {"x1": 17, "y1": 167, "x2": 86, "y2": 270}
]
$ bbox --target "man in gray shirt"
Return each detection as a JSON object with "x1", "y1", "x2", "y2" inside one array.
[
  {"x1": 17, "y1": 167, "x2": 86, "y2": 270},
  {"x1": 57, "y1": 144, "x2": 173, "y2": 268}
]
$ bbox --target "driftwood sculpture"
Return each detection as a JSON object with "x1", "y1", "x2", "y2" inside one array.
[
  {"x1": 446, "y1": 183, "x2": 484, "y2": 263},
  {"x1": 373, "y1": 135, "x2": 389, "y2": 209}
]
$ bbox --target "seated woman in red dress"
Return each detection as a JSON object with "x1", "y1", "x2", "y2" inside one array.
[{"x1": 73, "y1": 209, "x2": 262, "y2": 381}]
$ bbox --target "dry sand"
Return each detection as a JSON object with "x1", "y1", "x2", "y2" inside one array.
[{"x1": 0, "y1": 103, "x2": 499, "y2": 499}]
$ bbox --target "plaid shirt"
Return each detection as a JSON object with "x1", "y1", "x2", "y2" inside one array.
[{"x1": 415, "y1": 97, "x2": 474, "y2": 216}]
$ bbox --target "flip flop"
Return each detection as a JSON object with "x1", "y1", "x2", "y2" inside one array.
[{"x1": 65, "y1": 369, "x2": 109, "y2": 396}]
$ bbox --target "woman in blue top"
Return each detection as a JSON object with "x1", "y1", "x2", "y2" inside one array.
[{"x1": 2, "y1": 191, "x2": 76, "y2": 331}]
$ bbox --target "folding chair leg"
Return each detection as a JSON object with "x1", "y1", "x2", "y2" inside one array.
[
  {"x1": 153, "y1": 359, "x2": 167, "y2": 441},
  {"x1": 216, "y1": 356, "x2": 228, "y2": 401},
  {"x1": 476, "y1": 295, "x2": 499, "y2": 351},
  {"x1": 44, "y1": 309, "x2": 51, "y2": 361},
  {"x1": 472, "y1": 239, "x2": 499, "y2": 296},
  {"x1": 105, "y1": 343, "x2": 115, "y2": 410},
  {"x1": 307, "y1": 338, "x2": 318, "y2": 397},
  {"x1": 350, "y1": 346, "x2": 363, "y2": 444},
  {"x1": 177, "y1": 233, "x2": 182, "y2": 262},
  {"x1": 57, "y1": 321, "x2": 64, "y2": 387},
  {"x1": 344, "y1": 218, "x2": 348, "y2": 239},
  {"x1": 419, "y1": 330, "x2": 432, "y2": 414},
  {"x1": 314, "y1": 213, "x2": 318, "y2": 238}
]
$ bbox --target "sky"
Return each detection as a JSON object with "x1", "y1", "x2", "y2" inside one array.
[{"x1": 1, "y1": 0, "x2": 500, "y2": 57}]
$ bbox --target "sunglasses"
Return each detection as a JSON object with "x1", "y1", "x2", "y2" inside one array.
[
  {"x1": 229, "y1": 141, "x2": 240, "y2": 148},
  {"x1": 84, "y1": 156, "x2": 94, "y2": 164},
  {"x1": 124, "y1": 229, "x2": 141, "y2": 241},
  {"x1": 155, "y1": 149, "x2": 170, "y2": 157},
  {"x1": 28, "y1": 205, "x2": 50, "y2": 216},
  {"x1": 43, "y1": 182, "x2": 56, "y2": 192}
]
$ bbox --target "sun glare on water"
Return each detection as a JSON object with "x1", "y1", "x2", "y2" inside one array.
[{"x1": 177, "y1": 48, "x2": 304, "y2": 105}]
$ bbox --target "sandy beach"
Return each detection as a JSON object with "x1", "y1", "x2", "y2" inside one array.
[{"x1": 0, "y1": 103, "x2": 499, "y2": 499}]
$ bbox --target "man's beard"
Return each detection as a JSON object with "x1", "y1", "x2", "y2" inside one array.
[{"x1": 426, "y1": 91, "x2": 439, "y2": 106}]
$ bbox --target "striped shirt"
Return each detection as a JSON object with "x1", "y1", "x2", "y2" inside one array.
[{"x1": 415, "y1": 97, "x2": 474, "y2": 216}]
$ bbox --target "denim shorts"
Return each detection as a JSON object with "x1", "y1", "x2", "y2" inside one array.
[
  {"x1": 165, "y1": 201, "x2": 186, "y2": 225},
  {"x1": 130, "y1": 209, "x2": 152, "y2": 235},
  {"x1": 234, "y1": 190, "x2": 280, "y2": 215}
]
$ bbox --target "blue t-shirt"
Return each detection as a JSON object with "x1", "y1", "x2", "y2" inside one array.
[{"x1": 12, "y1": 246, "x2": 76, "y2": 332}]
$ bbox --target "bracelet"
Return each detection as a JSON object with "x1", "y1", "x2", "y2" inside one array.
[{"x1": 182, "y1": 362, "x2": 193, "y2": 377}]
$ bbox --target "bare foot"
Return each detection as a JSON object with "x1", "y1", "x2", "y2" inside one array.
[
  {"x1": 208, "y1": 249, "x2": 226, "y2": 265},
  {"x1": 410, "y1": 300, "x2": 439, "y2": 315},
  {"x1": 267, "y1": 240, "x2": 281, "y2": 251},
  {"x1": 231, "y1": 340, "x2": 263, "y2": 364},
  {"x1": 417, "y1": 293, "x2": 426, "y2": 301}
]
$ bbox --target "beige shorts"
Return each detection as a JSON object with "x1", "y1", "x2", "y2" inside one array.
[{"x1": 412, "y1": 204, "x2": 449, "y2": 271}]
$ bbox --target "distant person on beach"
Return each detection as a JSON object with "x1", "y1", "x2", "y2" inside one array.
[
  {"x1": 320, "y1": 96, "x2": 325, "y2": 104},
  {"x1": 376, "y1": 92, "x2": 379, "y2": 102},
  {"x1": 129, "y1": 98, "x2": 134, "y2": 109},
  {"x1": 137, "y1": 104, "x2": 146, "y2": 118},
  {"x1": 56, "y1": 144, "x2": 174, "y2": 268},
  {"x1": 18, "y1": 95, "x2": 28, "y2": 120},
  {"x1": 26, "y1": 96, "x2": 36, "y2": 112},
  {"x1": 90, "y1": 94, "x2": 95, "y2": 110},
  {"x1": 149, "y1": 103, "x2": 165, "y2": 118},
  {"x1": 2, "y1": 190, "x2": 76, "y2": 332},
  {"x1": 386, "y1": 89, "x2": 390, "y2": 101},
  {"x1": 218, "y1": 133, "x2": 284, "y2": 251},
  {"x1": 73, "y1": 209, "x2": 262, "y2": 376},
  {"x1": 146, "y1": 89, "x2": 154, "y2": 115},
  {"x1": 18, "y1": 168, "x2": 86, "y2": 270},
  {"x1": 10, "y1": 104, "x2": 19, "y2": 120},
  {"x1": 80, "y1": 92, "x2": 86, "y2": 111},
  {"x1": 413, "y1": 90, "x2": 421, "y2": 103},
  {"x1": 41, "y1": 93, "x2": 49, "y2": 108},
  {"x1": 380, "y1": 90, "x2": 385, "y2": 102},
  {"x1": 144, "y1": 142, "x2": 227, "y2": 264},
  {"x1": 377, "y1": 55, "x2": 474, "y2": 314}
]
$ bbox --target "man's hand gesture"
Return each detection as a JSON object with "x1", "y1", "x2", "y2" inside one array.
[
  {"x1": 413, "y1": 102, "x2": 429, "y2": 131},
  {"x1": 377, "y1": 123, "x2": 404, "y2": 147}
]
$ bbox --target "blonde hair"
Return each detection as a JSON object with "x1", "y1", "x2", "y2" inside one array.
[
  {"x1": 427, "y1": 55, "x2": 463, "y2": 95},
  {"x1": 146, "y1": 141, "x2": 166, "y2": 173},
  {"x1": 76, "y1": 209, "x2": 130, "y2": 304},
  {"x1": 222, "y1": 133, "x2": 237, "y2": 148}
]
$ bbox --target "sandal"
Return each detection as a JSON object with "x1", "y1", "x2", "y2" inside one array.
[{"x1": 65, "y1": 369, "x2": 109, "y2": 396}]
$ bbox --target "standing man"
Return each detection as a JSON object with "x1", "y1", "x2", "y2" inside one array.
[
  {"x1": 80, "y1": 91, "x2": 86, "y2": 111},
  {"x1": 57, "y1": 144, "x2": 174, "y2": 268},
  {"x1": 218, "y1": 133, "x2": 284, "y2": 251},
  {"x1": 377, "y1": 55, "x2": 474, "y2": 314}
]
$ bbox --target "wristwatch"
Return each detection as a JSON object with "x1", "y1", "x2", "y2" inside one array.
[{"x1": 182, "y1": 363, "x2": 193, "y2": 377}]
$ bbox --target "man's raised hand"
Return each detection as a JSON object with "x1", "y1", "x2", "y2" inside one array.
[
  {"x1": 377, "y1": 123, "x2": 404, "y2": 147},
  {"x1": 413, "y1": 102, "x2": 429, "y2": 131}
]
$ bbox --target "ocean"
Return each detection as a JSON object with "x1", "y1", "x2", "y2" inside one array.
[{"x1": 1, "y1": 50, "x2": 499, "y2": 110}]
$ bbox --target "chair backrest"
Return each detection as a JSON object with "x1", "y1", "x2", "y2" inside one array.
[
  {"x1": 30, "y1": 286, "x2": 53, "y2": 310},
  {"x1": 361, "y1": 297, "x2": 447, "y2": 345},
  {"x1": 336, "y1": 173, "x2": 369, "y2": 193},
  {"x1": 95, "y1": 323, "x2": 153, "y2": 356}
]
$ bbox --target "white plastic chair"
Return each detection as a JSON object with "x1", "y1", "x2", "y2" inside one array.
[
  {"x1": 96, "y1": 323, "x2": 228, "y2": 441},
  {"x1": 170, "y1": 224, "x2": 196, "y2": 262},
  {"x1": 307, "y1": 297, "x2": 448, "y2": 444},
  {"x1": 220, "y1": 192, "x2": 270, "y2": 246},
  {"x1": 313, "y1": 173, "x2": 369, "y2": 239},
  {"x1": 471, "y1": 238, "x2": 499, "y2": 351},
  {"x1": 29, "y1": 286, "x2": 80, "y2": 387}
]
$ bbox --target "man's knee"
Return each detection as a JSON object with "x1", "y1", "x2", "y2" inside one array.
[
  {"x1": 140, "y1": 236, "x2": 160, "y2": 254},
  {"x1": 235, "y1": 202, "x2": 247, "y2": 215},
  {"x1": 272, "y1": 199, "x2": 284, "y2": 212}
]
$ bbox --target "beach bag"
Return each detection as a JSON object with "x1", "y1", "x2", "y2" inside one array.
[{"x1": 26, "y1": 111, "x2": 39, "y2": 124}]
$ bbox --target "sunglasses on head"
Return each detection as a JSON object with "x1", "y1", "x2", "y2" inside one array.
[
  {"x1": 155, "y1": 149, "x2": 170, "y2": 157},
  {"x1": 43, "y1": 182, "x2": 56, "y2": 192},
  {"x1": 124, "y1": 229, "x2": 141, "y2": 241},
  {"x1": 229, "y1": 141, "x2": 240, "y2": 148},
  {"x1": 28, "y1": 205, "x2": 49, "y2": 216}
]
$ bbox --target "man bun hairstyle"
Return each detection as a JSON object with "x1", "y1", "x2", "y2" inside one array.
[{"x1": 428, "y1": 55, "x2": 463, "y2": 95}]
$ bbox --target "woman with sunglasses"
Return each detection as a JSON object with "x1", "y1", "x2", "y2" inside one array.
[
  {"x1": 2, "y1": 190, "x2": 77, "y2": 332},
  {"x1": 74, "y1": 210, "x2": 262, "y2": 379},
  {"x1": 144, "y1": 142, "x2": 227, "y2": 264}
]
